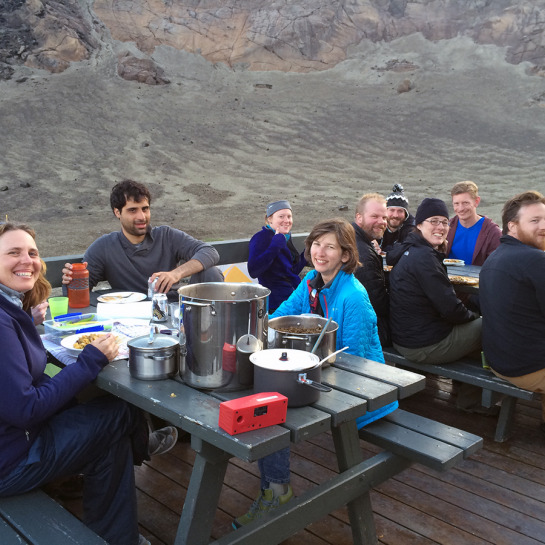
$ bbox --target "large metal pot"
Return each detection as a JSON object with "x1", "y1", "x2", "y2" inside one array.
[
  {"x1": 178, "y1": 282, "x2": 270, "y2": 391},
  {"x1": 127, "y1": 334, "x2": 179, "y2": 380},
  {"x1": 251, "y1": 348, "x2": 332, "y2": 407},
  {"x1": 268, "y1": 315, "x2": 338, "y2": 365}
]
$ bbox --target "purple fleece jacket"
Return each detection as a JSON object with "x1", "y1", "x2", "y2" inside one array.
[
  {"x1": 0, "y1": 296, "x2": 108, "y2": 478},
  {"x1": 446, "y1": 215, "x2": 501, "y2": 266}
]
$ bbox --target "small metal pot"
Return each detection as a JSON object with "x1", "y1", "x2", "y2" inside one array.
[
  {"x1": 127, "y1": 334, "x2": 179, "y2": 380},
  {"x1": 267, "y1": 315, "x2": 338, "y2": 366},
  {"x1": 250, "y1": 348, "x2": 332, "y2": 407}
]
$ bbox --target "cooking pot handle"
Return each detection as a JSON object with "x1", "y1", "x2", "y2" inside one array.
[
  {"x1": 282, "y1": 335, "x2": 307, "y2": 341},
  {"x1": 296, "y1": 373, "x2": 332, "y2": 392},
  {"x1": 149, "y1": 353, "x2": 175, "y2": 361},
  {"x1": 181, "y1": 300, "x2": 213, "y2": 307}
]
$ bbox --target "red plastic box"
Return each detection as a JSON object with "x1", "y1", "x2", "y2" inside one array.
[{"x1": 219, "y1": 392, "x2": 288, "y2": 435}]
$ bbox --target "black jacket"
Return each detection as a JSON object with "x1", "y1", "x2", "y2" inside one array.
[
  {"x1": 381, "y1": 213, "x2": 416, "y2": 253},
  {"x1": 388, "y1": 232, "x2": 477, "y2": 348},
  {"x1": 352, "y1": 222, "x2": 390, "y2": 346},
  {"x1": 480, "y1": 235, "x2": 545, "y2": 377}
]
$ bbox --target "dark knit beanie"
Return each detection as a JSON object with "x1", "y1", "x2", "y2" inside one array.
[
  {"x1": 386, "y1": 184, "x2": 409, "y2": 219},
  {"x1": 415, "y1": 198, "x2": 449, "y2": 225}
]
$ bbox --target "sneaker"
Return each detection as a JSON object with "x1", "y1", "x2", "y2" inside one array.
[
  {"x1": 138, "y1": 535, "x2": 151, "y2": 545},
  {"x1": 232, "y1": 485, "x2": 293, "y2": 529},
  {"x1": 148, "y1": 426, "x2": 178, "y2": 456}
]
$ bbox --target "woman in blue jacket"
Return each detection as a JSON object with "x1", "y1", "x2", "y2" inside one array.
[
  {"x1": 248, "y1": 200, "x2": 306, "y2": 312},
  {"x1": 0, "y1": 222, "x2": 173, "y2": 545},
  {"x1": 233, "y1": 218, "x2": 396, "y2": 529}
]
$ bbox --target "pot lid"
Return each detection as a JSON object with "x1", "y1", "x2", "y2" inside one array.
[
  {"x1": 250, "y1": 349, "x2": 319, "y2": 371},
  {"x1": 127, "y1": 334, "x2": 179, "y2": 349}
]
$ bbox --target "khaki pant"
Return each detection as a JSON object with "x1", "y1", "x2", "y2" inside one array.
[
  {"x1": 394, "y1": 318, "x2": 482, "y2": 365},
  {"x1": 492, "y1": 367, "x2": 545, "y2": 421}
]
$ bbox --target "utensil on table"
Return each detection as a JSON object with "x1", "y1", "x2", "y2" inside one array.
[{"x1": 317, "y1": 346, "x2": 349, "y2": 366}]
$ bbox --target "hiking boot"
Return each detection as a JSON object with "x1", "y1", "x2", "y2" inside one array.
[
  {"x1": 148, "y1": 426, "x2": 178, "y2": 456},
  {"x1": 232, "y1": 485, "x2": 293, "y2": 529}
]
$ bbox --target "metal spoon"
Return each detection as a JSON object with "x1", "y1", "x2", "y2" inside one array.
[
  {"x1": 310, "y1": 317, "x2": 333, "y2": 354},
  {"x1": 318, "y1": 346, "x2": 349, "y2": 366}
]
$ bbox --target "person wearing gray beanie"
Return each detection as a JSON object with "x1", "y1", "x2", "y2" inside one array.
[{"x1": 248, "y1": 200, "x2": 306, "y2": 312}]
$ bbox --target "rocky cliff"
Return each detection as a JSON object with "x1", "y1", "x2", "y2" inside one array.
[{"x1": 1, "y1": 0, "x2": 545, "y2": 79}]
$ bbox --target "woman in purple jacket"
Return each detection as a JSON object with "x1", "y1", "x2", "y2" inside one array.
[
  {"x1": 248, "y1": 200, "x2": 306, "y2": 312},
  {"x1": 0, "y1": 222, "x2": 172, "y2": 545}
]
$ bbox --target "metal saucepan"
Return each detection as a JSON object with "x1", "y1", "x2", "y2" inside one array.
[
  {"x1": 251, "y1": 348, "x2": 333, "y2": 407},
  {"x1": 267, "y1": 315, "x2": 339, "y2": 366},
  {"x1": 127, "y1": 334, "x2": 179, "y2": 380}
]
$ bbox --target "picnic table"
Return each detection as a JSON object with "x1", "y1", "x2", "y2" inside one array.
[{"x1": 42, "y1": 298, "x2": 482, "y2": 545}]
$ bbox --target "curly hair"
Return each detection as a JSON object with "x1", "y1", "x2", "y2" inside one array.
[
  {"x1": 304, "y1": 218, "x2": 360, "y2": 275},
  {"x1": 0, "y1": 223, "x2": 51, "y2": 309},
  {"x1": 110, "y1": 180, "x2": 151, "y2": 212}
]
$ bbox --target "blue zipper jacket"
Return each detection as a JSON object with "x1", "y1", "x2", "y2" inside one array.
[
  {"x1": 0, "y1": 296, "x2": 108, "y2": 478},
  {"x1": 271, "y1": 269, "x2": 397, "y2": 427}
]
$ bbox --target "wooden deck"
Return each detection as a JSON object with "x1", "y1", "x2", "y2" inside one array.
[{"x1": 59, "y1": 374, "x2": 545, "y2": 545}]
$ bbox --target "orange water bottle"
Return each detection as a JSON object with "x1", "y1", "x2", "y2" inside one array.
[{"x1": 68, "y1": 263, "x2": 90, "y2": 308}]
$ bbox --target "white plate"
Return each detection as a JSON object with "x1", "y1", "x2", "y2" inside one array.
[
  {"x1": 60, "y1": 333, "x2": 107, "y2": 356},
  {"x1": 97, "y1": 292, "x2": 147, "y2": 304},
  {"x1": 443, "y1": 259, "x2": 465, "y2": 267}
]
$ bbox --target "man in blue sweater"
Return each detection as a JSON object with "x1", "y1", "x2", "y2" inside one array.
[{"x1": 480, "y1": 190, "x2": 545, "y2": 434}]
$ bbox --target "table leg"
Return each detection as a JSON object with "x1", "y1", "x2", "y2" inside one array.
[
  {"x1": 331, "y1": 420, "x2": 377, "y2": 545},
  {"x1": 175, "y1": 436, "x2": 231, "y2": 545}
]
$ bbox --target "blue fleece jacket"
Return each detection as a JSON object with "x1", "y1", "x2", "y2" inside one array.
[
  {"x1": 271, "y1": 269, "x2": 398, "y2": 427},
  {"x1": 248, "y1": 227, "x2": 306, "y2": 311},
  {"x1": 0, "y1": 296, "x2": 108, "y2": 478}
]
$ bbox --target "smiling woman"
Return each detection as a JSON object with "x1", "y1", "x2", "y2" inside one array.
[
  {"x1": 387, "y1": 198, "x2": 482, "y2": 366},
  {"x1": 0, "y1": 222, "x2": 157, "y2": 545}
]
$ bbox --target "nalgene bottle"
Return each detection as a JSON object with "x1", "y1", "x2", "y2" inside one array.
[{"x1": 68, "y1": 263, "x2": 90, "y2": 308}]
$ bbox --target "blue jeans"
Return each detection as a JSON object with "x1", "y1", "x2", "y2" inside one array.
[
  {"x1": 0, "y1": 396, "x2": 147, "y2": 545},
  {"x1": 258, "y1": 447, "x2": 290, "y2": 490}
]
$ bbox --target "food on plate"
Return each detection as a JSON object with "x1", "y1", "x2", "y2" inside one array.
[
  {"x1": 383, "y1": 265, "x2": 393, "y2": 272},
  {"x1": 73, "y1": 333, "x2": 122, "y2": 349},
  {"x1": 449, "y1": 275, "x2": 479, "y2": 285},
  {"x1": 443, "y1": 259, "x2": 465, "y2": 266},
  {"x1": 73, "y1": 333, "x2": 104, "y2": 349}
]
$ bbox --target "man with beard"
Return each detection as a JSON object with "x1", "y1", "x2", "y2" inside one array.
[
  {"x1": 379, "y1": 184, "x2": 415, "y2": 253},
  {"x1": 352, "y1": 193, "x2": 390, "y2": 346},
  {"x1": 480, "y1": 190, "x2": 545, "y2": 433},
  {"x1": 62, "y1": 180, "x2": 222, "y2": 299}
]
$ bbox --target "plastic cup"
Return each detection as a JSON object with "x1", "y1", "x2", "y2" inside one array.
[
  {"x1": 169, "y1": 303, "x2": 180, "y2": 329},
  {"x1": 48, "y1": 297, "x2": 69, "y2": 319}
]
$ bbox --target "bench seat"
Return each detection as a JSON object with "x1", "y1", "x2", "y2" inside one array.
[
  {"x1": 0, "y1": 489, "x2": 107, "y2": 544},
  {"x1": 359, "y1": 409, "x2": 483, "y2": 472},
  {"x1": 383, "y1": 348, "x2": 541, "y2": 442}
]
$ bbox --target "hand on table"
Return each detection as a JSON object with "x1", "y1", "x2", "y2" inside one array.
[{"x1": 91, "y1": 333, "x2": 119, "y2": 362}]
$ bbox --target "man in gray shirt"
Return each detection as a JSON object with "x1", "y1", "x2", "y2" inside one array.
[{"x1": 63, "y1": 180, "x2": 222, "y2": 298}]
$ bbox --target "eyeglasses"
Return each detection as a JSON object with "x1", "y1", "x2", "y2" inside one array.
[{"x1": 424, "y1": 219, "x2": 449, "y2": 227}]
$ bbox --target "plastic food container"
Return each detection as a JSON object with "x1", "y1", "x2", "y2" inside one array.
[{"x1": 44, "y1": 313, "x2": 113, "y2": 340}]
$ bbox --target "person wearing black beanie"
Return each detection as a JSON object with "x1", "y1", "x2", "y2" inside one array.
[{"x1": 387, "y1": 197, "x2": 481, "y2": 368}]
